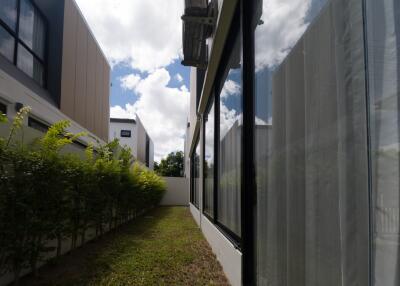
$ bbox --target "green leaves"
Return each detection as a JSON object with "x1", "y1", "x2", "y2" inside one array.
[
  {"x1": 154, "y1": 151, "x2": 184, "y2": 177},
  {"x1": 0, "y1": 111, "x2": 166, "y2": 283},
  {"x1": 0, "y1": 112, "x2": 7, "y2": 123}
]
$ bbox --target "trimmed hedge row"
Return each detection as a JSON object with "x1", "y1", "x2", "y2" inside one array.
[{"x1": 0, "y1": 108, "x2": 166, "y2": 284}]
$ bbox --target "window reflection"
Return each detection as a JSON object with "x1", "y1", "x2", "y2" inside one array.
[
  {"x1": 0, "y1": 0, "x2": 17, "y2": 31},
  {"x1": 0, "y1": 25, "x2": 15, "y2": 62},
  {"x1": 19, "y1": 0, "x2": 46, "y2": 60},
  {"x1": 218, "y1": 29, "x2": 242, "y2": 236},
  {"x1": 366, "y1": 0, "x2": 400, "y2": 285},
  {"x1": 204, "y1": 97, "x2": 215, "y2": 217},
  {"x1": 17, "y1": 44, "x2": 44, "y2": 86},
  {"x1": 254, "y1": 0, "x2": 369, "y2": 285}
]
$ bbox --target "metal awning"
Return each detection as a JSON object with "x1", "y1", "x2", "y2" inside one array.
[{"x1": 181, "y1": 0, "x2": 216, "y2": 68}]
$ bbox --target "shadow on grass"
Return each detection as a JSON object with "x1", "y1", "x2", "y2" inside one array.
[{"x1": 19, "y1": 207, "x2": 174, "y2": 286}]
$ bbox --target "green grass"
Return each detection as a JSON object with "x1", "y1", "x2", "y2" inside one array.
[{"x1": 21, "y1": 207, "x2": 229, "y2": 286}]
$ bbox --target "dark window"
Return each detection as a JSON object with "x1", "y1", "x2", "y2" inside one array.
[
  {"x1": 217, "y1": 25, "x2": 242, "y2": 237},
  {"x1": 145, "y1": 134, "x2": 150, "y2": 167},
  {"x1": 120, "y1": 130, "x2": 132, "y2": 138},
  {"x1": 190, "y1": 137, "x2": 200, "y2": 208},
  {"x1": 0, "y1": 25, "x2": 15, "y2": 61},
  {"x1": 0, "y1": 0, "x2": 47, "y2": 86},
  {"x1": 17, "y1": 43, "x2": 44, "y2": 86},
  {"x1": 19, "y1": 0, "x2": 46, "y2": 59},
  {"x1": 0, "y1": 0, "x2": 17, "y2": 31},
  {"x1": 204, "y1": 95, "x2": 215, "y2": 218},
  {"x1": 0, "y1": 102, "x2": 7, "y2": 115},
  {"x1": 28, "y1": 117, "x2": 48, "y2": 133}
]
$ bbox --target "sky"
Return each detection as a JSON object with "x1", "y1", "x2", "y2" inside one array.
[{"x1": 75, "y1": 0, "x2": 190, "y2": 162}]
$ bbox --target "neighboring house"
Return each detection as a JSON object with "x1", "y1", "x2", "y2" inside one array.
[
  {"x1": 0, "y1": 0, "x2": 110, "y2": 146},
  {"x1": 182, "y1": 0, "x2": 400, "y2": 286},
  {"x1": 109, "y1": 116, "x2": 154, "y2": 170}
]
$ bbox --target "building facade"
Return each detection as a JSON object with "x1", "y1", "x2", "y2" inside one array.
[
  {"x1": 183, "y1": 0, "x2": 400, "y2": 285},
  {"x1": 0, "y1": 0, "x2": 110, "y2": 144},
  {"x1": 109, "y1": 116, "x2": 154, "y2": 169}
]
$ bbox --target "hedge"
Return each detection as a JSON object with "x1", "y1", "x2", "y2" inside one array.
[{"x1": 0, "y1": 107, "x2": 166, "y2": 285}]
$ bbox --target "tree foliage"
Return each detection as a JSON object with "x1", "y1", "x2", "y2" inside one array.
[
  {"x1": 154, "y1": 151, "x2": 184, "y2": 177},
  {"x1": 0, "y1": 109, "x2": 166, "y2": 285}
]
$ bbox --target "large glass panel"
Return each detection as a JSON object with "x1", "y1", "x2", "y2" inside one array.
[
  {"x1": 218, "y1": 29, "x2": 242, "y2": 236},
  {"x1": 366, "y1": 1, "x2": 400, "y2": 285},
  {"x1": 0, "y1": 0, "x2": 17, "y2": 31},
  {"x1": 253, "y1": 0, "x2": 369, "y2": 285},
  {"x1": 19, "y1": 0, "x2": 46, "y2": 59},
  {"x1": 204, "y1": 96, "x2": 215, "y2": 217},
  {"x1": 194, "y1": 139, "x2": 200, "y2": 208},
  {"x1": 0, "y1": 25, "x2": 15, "y2": 62},
  {"x1": 17, "y1": 44, "x2": 44, "y2": 86}
]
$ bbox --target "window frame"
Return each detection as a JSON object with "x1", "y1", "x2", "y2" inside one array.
[
  {"x1": 0, "y1": 0, "x2": 48, "y2": 87},
  {"x1": 0, "y1": 102, "x2": 7, "y2": 115},
  {"x1": 190, "y1": 135, "x2": 200, "y2": 209},
  {"x1": 120, "y1": 130, "x2": 132, "y2": 138},
  {"x1": 208, "y1": 3, "x2": 242, "y2": 247},
  {"x1": 202, "y1": 94, "x2": 216, "y2": 221}
]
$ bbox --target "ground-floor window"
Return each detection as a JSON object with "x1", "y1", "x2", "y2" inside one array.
[
  {"x1": 217, "y1": 19, "x2": 242, "y2": 238},
  {"x1": 204, "y1": 95, "x2": 215, "y2": 218},
  {"x1": 190, "y1": 137, "x2": 200, "y2": 209}
]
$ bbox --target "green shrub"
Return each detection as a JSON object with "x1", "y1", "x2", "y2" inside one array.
[{"x1": 0, "y1": 109, "x2": 166, "y2": 285}]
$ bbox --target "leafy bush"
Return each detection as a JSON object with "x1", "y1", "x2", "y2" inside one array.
[{"x1": 0, "y1": 109, "x2": 166, "y2": 285}]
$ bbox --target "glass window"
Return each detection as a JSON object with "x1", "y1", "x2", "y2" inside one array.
[
  {"x1": 0, "y1": 0, "x2": 17, "y2": 31},
  {"x1": 366, "y1": 1, "x2": 400, "y2": 285},
  {"x1": 19, "y1": 0, "x2": 46, "y2": 60},
  {"x1": 204, "y1": 96, "x2": 215, "y2": 217},
  {"x1": 17, "y1": 43, "x2": 44, "y2": 86},
  {"x1": 191, "y1": 138, "x2": 200, "y2": 208},
  {"x1": 218, "y1": 28, "x2": 242, "y2": 237},
  {"x1": 0, "y1": 25, "x2": 15, "y2": 62},
  {"x1": 28, "y1": 117, "x2": 48, "y2": 133},
  {"x1": 0, "y1": 102, "x2": 7, "y2": 115},
  {"x1": 253, "y1": 0, "x2": 369, "y2": 285}
]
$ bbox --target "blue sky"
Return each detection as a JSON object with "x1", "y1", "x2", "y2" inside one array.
[
  {"x1": 110, "y1": 63, "x2": 190, "y2": 108},
  {"x1": 75, "y1": 0, "x2": 190, "y2": 162}
]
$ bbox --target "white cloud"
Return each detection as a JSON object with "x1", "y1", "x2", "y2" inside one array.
[
  {"x1": 175, "y1": 73, "x2": 183, "y2": 82},
  {"x1": 255, "y1": 0, "x2": 312, "y2": 71},
  {"x1": 120, "y1": 74, "x2": 141, "y2": 90},
  {"x1": 220, "y1": 79, "x2": 241, "y2": 99},
  {"x1": 111, "y1": 68, "x2": 189, "y2": 162},
  {"x1": 75, "y1": 0, "x2": 184, "y2": 72}
]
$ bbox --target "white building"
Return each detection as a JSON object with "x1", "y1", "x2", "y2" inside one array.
[{"x1": 109, "y1": 116, "x2": 154, "y2": 170}]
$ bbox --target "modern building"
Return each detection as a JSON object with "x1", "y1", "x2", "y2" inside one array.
[
  {"x1": 0, "y1": 0, "x2": 110, "y2": 145},
  {"x1": 109, "y1": 116, "x2": 154, "y2": 169},
  {"x1": 183, "y1": 0, "x2": 400, "y2": 285}
]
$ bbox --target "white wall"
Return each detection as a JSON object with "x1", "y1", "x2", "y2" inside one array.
[
  {"x1": 0, "y1": 69, "x2": 104, "y2": 146},
  {"x1": 109, "y1": 121, "x2": 137, "y2": 157},
  {"x1": 160, "y1": 177, "x2": 189, "y2": 206}
]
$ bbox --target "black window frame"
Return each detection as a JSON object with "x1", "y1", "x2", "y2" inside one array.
[
  {"x1": 190, "y1": 135, "x2": 200, "y2": 209},
  {"x1": 0, "y1": 102, "x2": 7, "y2": 115},
  {"x1": 120, "y1": 129, "x2": 132, "y2": 138},
  {"x1": 28, "y1": 116, "x2": 49, "y2": 133},
  {"x1": 202, "y1": 93, "x2": 216, "y2": 221},
  {"x1": 0, "y1": 0, "x2": 48, "y2": 87}
]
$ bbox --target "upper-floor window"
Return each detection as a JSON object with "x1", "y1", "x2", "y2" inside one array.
[
  {"x1": 120, "y1": 130, "x2": 132, "y2": 138},
  {"x1": 0, "y1": 0, "x2": 47, "y2": 87},
  {"x1": 0, "y1": 102, "x2": 7, "y2": 115}
]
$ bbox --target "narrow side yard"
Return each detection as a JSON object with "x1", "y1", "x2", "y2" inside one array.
[{"x1": 20, "y1": 207, "x2": 229, "y2": 286}]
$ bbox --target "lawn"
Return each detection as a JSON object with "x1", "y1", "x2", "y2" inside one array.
[{"x1": 20, "y1": 207, "x2": 229, "y2": 286}]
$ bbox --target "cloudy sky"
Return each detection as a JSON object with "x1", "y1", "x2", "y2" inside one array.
[{"x1": 75, "y1": 0, "x2": 190, "y2": 162}]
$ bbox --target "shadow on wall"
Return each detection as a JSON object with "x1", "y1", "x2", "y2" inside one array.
[{"x1": 160, "y1": 177, "x2": 189, "y2": 206}]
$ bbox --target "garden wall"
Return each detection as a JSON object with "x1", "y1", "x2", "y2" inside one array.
[{"x1": 160, "y1": 177, "x2": 189, "y2": 206}]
